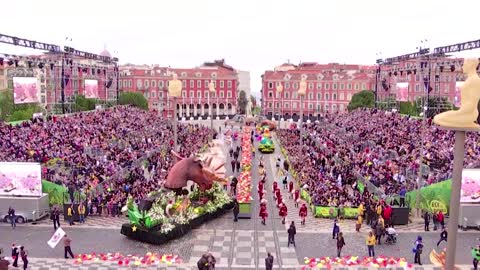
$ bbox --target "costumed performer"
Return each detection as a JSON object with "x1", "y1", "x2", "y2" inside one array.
[
  {"x1": 279, "y1": 203, "x2": 288, "y2": 224},
  {"x1": 294, "y1": 189, "x2": 300, "y2": 208},
  {"x1": 299, "y1": 203, "x2": 308, "y2": 225},
  {"x1": 272, "y1": 181, "x2": 278, "y2": 193},
  {"x1": 288, "y1": 181, "x2": 294, "y2": 199},
  {"x1": 260, "y1": 204, "x2": 268, "y2": 225}
]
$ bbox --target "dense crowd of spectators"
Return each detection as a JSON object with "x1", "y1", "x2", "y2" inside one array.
[
  {"x1": 0, "y1": 106, "x2": 213, "y2": 213},
  {"x1": 278, "y1": 108, "x2": 480, "y2": 207}
]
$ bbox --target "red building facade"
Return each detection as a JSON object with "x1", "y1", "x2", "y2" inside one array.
[
  {"x1": 261, "y1": 62, "x2": 375, "y2": 119},
  {"x1": 119, "y1": 59, "x2": 239, "y2": 118}
]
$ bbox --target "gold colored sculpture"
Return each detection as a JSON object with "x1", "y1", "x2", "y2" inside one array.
[
  {"x1": 298, "y1": 78, "x2": 307, "y2": 96},
  {"x1": 429, "y1": 249, "x2": 461, "y2": 270},
  {"x1": 208, "y1": 81, "x2": 216, "y2": 93},
  {"x1": 168, "y1": 73, "x2": 182, "y2": 97},
  {"x1": 433, "y1": 58, "x2": 480, "y2": 129},
  {"x1": 276, "y1": 83, "x2": 283, "y2": 93}
]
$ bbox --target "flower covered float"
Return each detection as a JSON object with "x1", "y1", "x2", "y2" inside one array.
[
  {"x1": 258, "y1": 127, "x2": 275, "y2": 153},
  {"x1": 302, "y1": 256, "x2": 413, "y2": 269}
]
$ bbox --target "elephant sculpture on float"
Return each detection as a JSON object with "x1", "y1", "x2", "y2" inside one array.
[
  {"x1": 261, "y1": 119, "x2": 277, "y2": 131},
  {"x1": 164, "y1": 148, "x2": 227, "y2": 192}
]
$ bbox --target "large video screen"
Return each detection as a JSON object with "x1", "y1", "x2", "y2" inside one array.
[
  {"x1": 396, "y1": 82, "x2": 408, "y2": 102},
  {"x1": 461, "y1": 169, "x2": 480, "y2": 203},
  {"x1": 85, "y1": 79, "x2": 99, "y2": 99},
  {"x1": 0, "y1": 162, "x2": 42, "y2": 196},
  {"x1": 13, "y1": 77, "x2": 40, "y2": 104}
]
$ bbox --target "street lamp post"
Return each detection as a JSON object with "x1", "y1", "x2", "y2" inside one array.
[
  {"x1": 276, "y1": 83, "x2": 283, "y2": 129},
  {"x1": 298, "y1": 77, "x2": 307, "y2": 146},
  {"x1": 168, "y1": 73, "x2": 182, "y2": 152},
  {"x1": 208, "y1": 81, "x2": 216, "y2": 132}
]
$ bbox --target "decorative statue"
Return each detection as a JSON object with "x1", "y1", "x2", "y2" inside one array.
[
  {"x1": 433, "y1": 58, "x2": 480, "y2": 129},
  {"x1": 246, "y1": 99, "x2": 253, "y2": 117},
  {"x1": 261, "y1": 119, "x2": 277, "y2": 131},
  {"x1": 164, "y1": 151, "x2": 226, "y2": 192},
  {"x1": 429, "y1": 249, "x2": 461, "y2": 270},
  {"x1": 168, "y1": 73, "x2": 182, "y2": 97},
  {"x1": 298, "y1": 78, "x2": 307, "y2": 96}
]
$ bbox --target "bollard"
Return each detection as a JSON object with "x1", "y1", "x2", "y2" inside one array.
[{"x1": 32, "y1": 210, "x2": 37, "y2": 225}]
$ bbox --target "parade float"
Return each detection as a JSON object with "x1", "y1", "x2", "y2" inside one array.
[
  {"x1": 237, "y1": 127, "x2": 253, "y2": 218},
  {"x1": 258, "y1": 126, "x2": 275, "y2": 153},
  {"x1": 302, "y1": 256, "x2": 413, "y2": 269},
  {"x1": 121, "y1": 140, "x2": 234, "y2": 244}
]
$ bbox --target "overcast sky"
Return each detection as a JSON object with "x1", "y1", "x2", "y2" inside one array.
[{"x1": 1, "y1": 0, "x2": 479, "y2": 97}]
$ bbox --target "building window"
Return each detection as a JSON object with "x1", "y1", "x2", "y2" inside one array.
[
  {"x1": 220, "y1": 91, "x2": 225, "y2": 98},
  {"x1": 325, "y1": 83, "x2": 329, "y2": 90},
  {"x1": 159, "y1": 92, "x2": 163, "y2": 98},
  {"x1": 317, "y1": 83, "x2": 322, "y2": 90},
  {"x1": 347, "y1": 93, "x2": 352, "y2": 100},
  {"x1": 197, "y1": 80, "x2": 202, "y2": 88},
  {"x1": 340, "y1": 83, "x2": 344, "y2": 90},
  {"x1": 151, "y1": 91, "x2": 156, "y2": 98},
  {"x1": 444, "y1": 85, "x2": 449, "y2": 93},
  {"x1": 332, "y1": 83, "x2": 337, "y2": 90},
  {"x1": 136, "y1": 79, "x2": 142, "y2": 89},
  {"x1": 151, "y1": 80, "x2": 156, "y2": 88},
  {"x1": 317, "y1": 93, "x2": 322, "y2": 100},
  {"x1": 145, "y1": 92, "x2": 149, "y2": 98},
  {"x1": 362, "y1": 83, "x2": 366, "y2": 89},
  {"x1": 195, "y1": 72, "x2": 202, "y2": 78},
  {"x1": 268, "y1": 102, "x2": 272, "y2": 108},
  {"x1": 325, "y1": 104, "x2": 329, "y2": 111},
  {"x1": 197, "y1": 91, "x2": 202, "y2": 98},
  {"x1": 129, "y1": 80, "x2": 132, "y2": 87},
  {"x1": 340, "y1": 93, "x2": 344, "y2": 100},
  {"x1": 284, "y1": 102, "x2": 289, "y2": 108},
  {"x1": 158, "y1": 80, "x2": 164, "y2": 88},
  {"x1": 292, "y1": 92, "x2": 298, "y2": 99},
  {"x1": 308, "y1": 93, "x2": 313, "y2": 100},
  {"x1": 308, "y1": 82, "x2": 313, "y2": 90},
  {"x1": 227, "y1": 91, "x2": 232, "y2": 98},
  {"x1": 211, "y1": 72, "x2": 217, "y2": 79},
  {"x1": 284, "y1": 92, "x2": 289, "y2": 99},
  {"x1": 268, "y1": 82, "x2": 273, "y2": 89},
  {"x1": 416, "y1": 75, "x2": 420, "y2": 81},
  {"x1": 182, "y1": 91, "x2": 186, "y2": 97},
  {"x1": 333, "y1": 93, "x2": 337, "y2": 100},
  {"x1": 227, "y1": 81, "x2": 232, "y2": 88},
  {"x1": 181, "y1": 72, "x2": 187, "y2": 77},
  {"x1": 211, "y1": 92, "x2": 216, "y2": 98},
  {"x1": 205, "y1": 80, "x2": 209, "y2": 88},
  {"x1": 415, "y1": 84, "x2": 419, "y2": 92},
  {"x1": 293, "y1": 82, "x2": 298, "y2": 89},
  {"x1": 285, "y1": 82, "x2": 290, "y2": 89},
  {"x1": 204, "y1": 91, "x2": 209, "y2": 98},
  {"x1": 354, "y1": 83, "x2": 359, "y2": 90},
  {"x1": 347, "y1": 83, "x2": 352, "y2": 90},
  {"x1": 182, "y1": 80, "x2": 186, "y2": 88},
  {"x1": 325, "y1": 93, "x2": 329, "y2": 100},
  {"x1": 189, "y1": 91, "x2": 194, "y2": 97},
  {"x1": 435, "y1": 84, "x2": 439, "y2": 92},
  {"x1": 190, "y1": 80, "x2": 194, "y2": 88},
  {"x1": 220, "y1": 80, "x2": 225, "y2": 88},
  {"x1": 292, "y1": 102, "x2": 297, "y2": 109},
  {"x1": 268, "y1": 91, "x2": 273, "y2": 98},
  {"x1": 308, "y1": 103, "x2": 313, "y2": 109}
]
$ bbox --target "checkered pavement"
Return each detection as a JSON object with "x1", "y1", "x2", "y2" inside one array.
[{"x1": 189, "y1": 229, "x2": 300, "y2": 268}]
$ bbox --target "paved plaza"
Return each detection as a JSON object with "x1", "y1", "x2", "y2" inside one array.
[{"x1": 1, "y1": 131, "x2": 479, "y2": 270}]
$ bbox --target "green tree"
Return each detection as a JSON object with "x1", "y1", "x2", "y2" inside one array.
[
  {"x1": 413, "y1": 96, "x2": 454, "y2": 118},
  {"x1": 0, "y1": 88, "x2": 42, "y2": 122},
  {"x1": 347, "y1": 90, "x2": 375, "y2": 111},
  {"x1": 237, "y1": 90, "x2": 248, "y2": 114},
  {"x1": 74, "y1": 95, "x2": 99, "y2": 112},
  {"x1": 118, "y1": 92, "x2": 148, "y2": 110}
]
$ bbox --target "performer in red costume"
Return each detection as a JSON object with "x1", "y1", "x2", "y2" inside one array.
[
  {"x1": 293, "y1": 189, "x2": 300, "y2": 208},
  {"x1": 279, "y1": 203, "x2": 288, "y2": 224},
  {"x1": 272, "y1": 181, "x2": 278, "y2": 192},
  {"x1": 299, "y1": 203, "x2": 308, "y2": 225},
  {"x1": 288, "y1": 181, "x2": 294, "y2": 199},
  {"x1": 259, "y1": 204, "x2": 268, "y2": 225},
  {"x1": 275, "y1": 190, "x2": 282, "y2": 207}
]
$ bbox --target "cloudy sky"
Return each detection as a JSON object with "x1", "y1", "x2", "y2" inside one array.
[{"x1": 1, "y1": 0, "x2": 479, "y2": 96}]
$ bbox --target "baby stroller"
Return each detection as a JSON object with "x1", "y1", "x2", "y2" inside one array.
[{"x1": 385, "y1": 227, "x2": 397, "y2": 244}]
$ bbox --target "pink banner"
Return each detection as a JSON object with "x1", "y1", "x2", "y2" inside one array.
[
  {"x1": 454, "y1": 81, "x2": 463, "y2": 107},
  {"x1": 396, "y1": 82, "x2": 408, "y2": 102},
  {"x1": 85, "y1": 79, "x2": 99, "y2": 99},
  {"x1": 13, "y1": 77, "x2": 39, "y2": 104},
  {"x1": 461, "y1": 169, "x2": 480, "y2": 203}
]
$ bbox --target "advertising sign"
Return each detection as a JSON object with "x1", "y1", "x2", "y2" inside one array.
[
  {"x1": 13, "y1": 77, "x2": 40, "y2": 104},
  {"x1": 0, "y1": 162, "x2": 42, "y2": 196}
]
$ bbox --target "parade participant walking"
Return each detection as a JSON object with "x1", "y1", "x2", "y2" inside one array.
[
  {"x1": 64, "y1": 235, "x2": 75, "y2": 259},
  {"x1": 11, "y1": 244, "x2": 19, "y2": 268},
  {"x1": 230, "y1": 177, "x2": 238, "y2": 196},
  {"x1": 279, "y1": 203, "x2": 287, "y2": 224},
  {"x1": 288, "y1": 181, "x2": 294, "y2": 199},
  {"x1": 472, "y1": 245, "x2": 480, "y2": 270},
  {"x1": 437, "y1": 211, "x2": 445, "y2": 229},
  {"x1": 265, "y1": 253, "x2": 274, "y2": 270},
  {"x1": 236, "y1": 160, "x2": 240, "y2": 173},
  {"x1": 436, "y1": 228, "x2": 448, "y2": 247},
  {"x1": 233, "y1": 200, "x2": 239, "y2": 222},
  {"x1": 293, "y1": 189, "x2": 300, "y2": 208},
  {"x1": 423, "y1": 212, "x2": 430, "y2": 231},
  {"x1": 366, "y1": 231, "x2": 376, "y2": 257},
  {"x1": 67, "y1": 205, "x2": 74, "y2": 226},
  {"x1": 332, "y1": 219, "x2": 340, "y2": 239},
  {"x1": 282, "y1": 175, "x2": 288, "y2": 190},
  {"x1": 8, "y1": 207, "x2": 15, "y2": 229},
  {"x1": 413, "y1": 236, "x2": 423, "y2": 265},
  {"x1": 336, "y1": 232, "x2": 346, "y2": 257},
  {"x1": 78, "y1": 203, "x2": 86, "y2": 224},
  {"x1": 52, "y1": 207, "x2": 60, "y2": 230},
  {"x1": 299, "y1": 203, "x2": 308, "y2": 225},
  {"x1": 259, "y1": 204, "x2": 268, "y2": 225},
  {"x1": 287, "y1": 221, "x2": 296, "y2": 247},
  {"x1": 231, "y1": 159, "x2": 236, "y2": 173},
  {"x1": 20, "y1": 246, "x2": 28, "y2": 270}
]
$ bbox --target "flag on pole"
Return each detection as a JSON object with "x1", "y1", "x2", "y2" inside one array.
[{"x1": 47, "y1": 227, "x2": 66, "y2": 248}]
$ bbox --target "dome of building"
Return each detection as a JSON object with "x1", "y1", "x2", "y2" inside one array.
[{"x1": 100, "y1": 47, "x2": 111, "y2": 58}]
